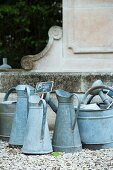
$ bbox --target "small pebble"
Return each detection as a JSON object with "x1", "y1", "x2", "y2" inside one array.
[{"x1": 1, "y1": 140, "x2": 113, "y2": 169}]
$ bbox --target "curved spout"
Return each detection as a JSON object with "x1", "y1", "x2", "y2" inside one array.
[{"x1": 44, "y1": 93, "x2": 58, "y2": 113}]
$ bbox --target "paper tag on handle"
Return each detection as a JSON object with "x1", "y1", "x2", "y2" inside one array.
[{"x1": 36, "y1": 81, "x2": 54, "y2": 93}]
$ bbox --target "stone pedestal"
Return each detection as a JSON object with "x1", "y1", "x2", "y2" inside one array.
[{"x1": 21, "y1": 0, "x2": 113, "y2": 72}]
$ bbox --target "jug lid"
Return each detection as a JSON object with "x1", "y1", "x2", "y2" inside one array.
[
  {"x1": 16, "y1": 84, "x2": 34, "y2": 91},
  {"x1": 55, "y1": 89, "x2": 72, "y2": 98}
]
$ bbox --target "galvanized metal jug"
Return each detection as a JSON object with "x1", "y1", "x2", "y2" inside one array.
[
  {"x1": 78, "y1": 85, "x2": 113, "y2": 149},
  {"x1": 9, "y1": 84, "x2": 34, "y2": 146},
  {"x1": 22, "y1": 95, "x2": 53, "y2": 154},
  {"x1": 46, "y1": 89, "x2": 82, "y2": 153}
]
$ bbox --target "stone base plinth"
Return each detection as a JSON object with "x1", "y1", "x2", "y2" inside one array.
[{"x1": 0, "y1": 70, "x2": 113, "y2": 92}]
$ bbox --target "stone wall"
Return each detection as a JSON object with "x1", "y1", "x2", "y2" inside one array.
[{"x1": 0, "y1": 70, "x2": 113, "y2": 92}]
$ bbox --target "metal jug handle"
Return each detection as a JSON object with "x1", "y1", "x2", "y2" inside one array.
[
  {"x1": 25, "y1": 87, "x2": 31, "y2": 118},
  {"x1": 82, "y1": 85, "x2": 113, "y2": 107},
  {"x1": 3, "y1": 87, "x2": 16, "y2": 101},
  {"x1": 26, "y1": 86, "x2": 31, "y2": 96},
  {"x1": 72, "y1": 93, "x2": 80, "y2": 130},
  {"x1": 40, "y1": 99, "x2": 47, "y2": 140}
]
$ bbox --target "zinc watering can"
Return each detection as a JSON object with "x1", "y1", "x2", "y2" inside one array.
[
  {"x1": 78, "y1": 84, "x2": 113, "y2": 149},
  {"x1": 0, "y1": 90, "x2": 16, "y2": 140},
  {"x1": 22, "y1": 95, "x2": 53, "y2": 154},
  {"x1": 9, "y1": 84, "x2": 35, "y2": 146},
  {"x1": 45, "y1": 89, "x2": 82, "y2": 153}
]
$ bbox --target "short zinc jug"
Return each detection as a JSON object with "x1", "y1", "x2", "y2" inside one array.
[
  {"x1": 45, "y1": 89, "x2": 82, "y2": 153},
  {"x1": 22, "y1": 95, "x2": 53, "y2": 154},
  {"x1": 9, "y1": 84, "x2": 34, "y2": 146}
]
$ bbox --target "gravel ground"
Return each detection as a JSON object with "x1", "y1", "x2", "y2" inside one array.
[{"x1": 1, "y1": 140, "x2": 113, "y2": 170}]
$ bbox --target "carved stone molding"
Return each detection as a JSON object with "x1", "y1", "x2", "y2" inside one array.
[{"x1": 21, "y1": 26, "x2": 62, "y2": 70}]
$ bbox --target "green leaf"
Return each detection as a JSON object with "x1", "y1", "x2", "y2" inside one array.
[{"x1": 51, "y1": 152, "x2": 63, "y2": 157}]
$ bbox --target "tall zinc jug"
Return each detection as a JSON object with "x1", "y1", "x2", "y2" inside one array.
[
  {"x1": 22, "y1": 95, "x2": 53, "y2": 154},
  {"x1": 45, "y1": 89, "x2": 82, "y2": 153},
  {"x1": 9, "y1": 84, "x2": 34, "y2": 146}
]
